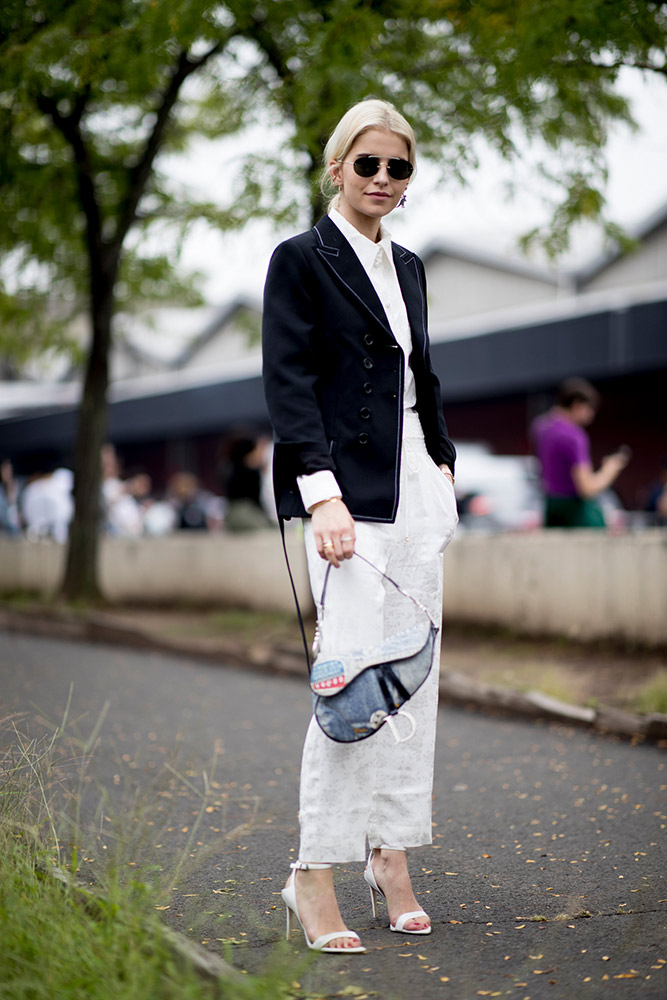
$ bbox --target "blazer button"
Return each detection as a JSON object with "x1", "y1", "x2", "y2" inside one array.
[
  {"x1": 363, "y1": 333, "x2": 374, "y2": 346},
  {"x1": 357, "y1": 432, "x2": 369, "y2": 445},
  {"x1": 362, "y1": 382, "x2": 373, "y2": 394},
  {"x1": 363, "y1": 357, "x2": 374, "y2": 370},
  {"x1": 359, "y1": 407, "x2": 371, "y2": 420}
]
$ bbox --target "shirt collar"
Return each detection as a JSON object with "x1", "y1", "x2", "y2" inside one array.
[{"x1": 329, "y1": 209, "x2": 394, "y2": 271}]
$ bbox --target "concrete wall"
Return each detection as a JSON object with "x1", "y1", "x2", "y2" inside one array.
[
  {"x1": 0, "y1": 529, "x2": 313, "y2": 615},
  {"x1": 442, "y1": 530, "x2": 667, "y2": 646},
  {"x1": 1, "y1": 530, "x2": 666, "y2": 645}
]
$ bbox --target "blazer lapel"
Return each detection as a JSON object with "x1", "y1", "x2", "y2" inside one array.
[
  {"x1": 312, "y1": 216, "x2": 393, "y2": 339},
  {"x1": 393, "y1": 244, "x2": 427, "y2": 358}
]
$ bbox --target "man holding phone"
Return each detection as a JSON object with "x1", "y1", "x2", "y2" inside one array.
[{"x1": 531, "y1": 377, "x2": 630, "y2": 528}]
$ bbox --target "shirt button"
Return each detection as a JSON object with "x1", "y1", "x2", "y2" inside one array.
[
  {"x1": 363, "y1": 333, "x2": 374, "y2": 346},
  {"x1": 359, "y1": 407, "x2": 371, "y2": 420},
  {"x1": 363, "y1": 357, "x2": 374, "y2": 370},
  {"x1": 357, "y1": 433, "x2": 369, "y2": 445},
  {"x1": 363, "y1": 382, "x2": 373, "y2": 394}
]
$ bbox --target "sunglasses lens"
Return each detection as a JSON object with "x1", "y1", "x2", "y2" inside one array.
[
  {"x1": 353, "y1": 156, "x2": 379, "y2": 177},
  {"x1": 352, "y1": 156, "x2": 413, "y2": 180},
  {"x1": 388, "y1": 159, "x2": 413, "y2": 180}
]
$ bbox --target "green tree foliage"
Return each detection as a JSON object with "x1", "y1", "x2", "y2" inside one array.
[{"x1": 0, "y1": 1, "x2": 665, "y2": 598}]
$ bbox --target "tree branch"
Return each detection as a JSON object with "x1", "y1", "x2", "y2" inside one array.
[
  {"x1": 36, "y1": 88, "x2": 104, "y2": 271},
  {"x1": 554, "y1": 56, "x2": 667, "y2": 77},
  {"x1": 243, "y1": 15, "x2": 295, "y2": 110},
  {"x1": 113, "y1": 42, "x2": 223, "y2": 252}
]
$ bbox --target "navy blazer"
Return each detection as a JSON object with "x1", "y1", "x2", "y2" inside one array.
[{"x1": 262, "y1": 215, "x2": 456, "y2": 522}]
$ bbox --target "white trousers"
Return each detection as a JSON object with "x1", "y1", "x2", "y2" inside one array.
[{"x1": 298, "y1": 410, "x2": 458, "y2": 862}]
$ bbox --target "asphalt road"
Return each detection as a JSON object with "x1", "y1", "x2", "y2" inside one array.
[{"x1": 1, "y1": 630, "x2": 666, "y2": 999}]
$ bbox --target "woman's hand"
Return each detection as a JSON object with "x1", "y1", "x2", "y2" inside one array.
[{"x1": 311, "y1": 498, "x2": 356, "y2": 568}]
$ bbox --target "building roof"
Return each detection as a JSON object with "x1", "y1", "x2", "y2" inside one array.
[
  {"x1": 419, "y1": 237, "x2": 563, "y2": 288},
  {"x1": 2, "y1": 291, "x2": 665, "y2": 458},
  {"x1": 173, "y1": 296, "x2": 261, "y2": 368},
  {"x1": 571, "y1": 199, "x2": 667, "y2": 289}
]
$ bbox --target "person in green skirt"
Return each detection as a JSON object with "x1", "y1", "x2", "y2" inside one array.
[{"x1": 531, "y1": 377, "x2": 630, "y2": 528}]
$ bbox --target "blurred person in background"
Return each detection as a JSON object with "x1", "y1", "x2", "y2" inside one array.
[
  {"x1": 19, "y1": 452, "x2": 73, "y2": 542},
  {"x1": 644, "y1": 457, "x2": 667, "y2": 527},
  {"x1": 0, "y1": 459, "x2": 21, "y2": 535},
  {"x1": 101, "y1": 443, "x2": 144, "y2": 537},
  {"x1": 531, "y1": 377, "x2": 629, "y2": 528},
  {"x1": 167, "y1": 471, "x2": 223, "y2": 531},
  {"x1": 220, "y1": 432, "x2": 276, "y2": 532}
]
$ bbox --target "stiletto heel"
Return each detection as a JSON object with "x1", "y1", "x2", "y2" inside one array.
[
  {"x1": 363, "y1": 850, "x2": 432, "y2": 935},
  {"x1": 281, "y1": 861, "x2": 366, "y2": 953}
]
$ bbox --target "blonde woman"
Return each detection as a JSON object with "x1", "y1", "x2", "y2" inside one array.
[{"x1": 262, "y1": 99, "x2": 458, "y2": 952}]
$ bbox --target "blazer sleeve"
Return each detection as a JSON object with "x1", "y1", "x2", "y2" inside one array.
[{"x1": 262, "y1": 239, "x2": 335, "y2": 479}]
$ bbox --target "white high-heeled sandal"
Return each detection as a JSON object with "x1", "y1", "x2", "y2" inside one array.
[
  {"x1": 364, "y1": 849, "x2": 432, "y2": 935},
  {"x1": 281, "y1": 861, "x2": 366, "y2": 953}
]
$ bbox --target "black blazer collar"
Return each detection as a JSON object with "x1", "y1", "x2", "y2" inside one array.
[
  {"x1": 312, "y1": 216, "x2": 425, "y2": 351},
  {"x1": 313, "y1": 216, "x2": 391, "y2": 338}
]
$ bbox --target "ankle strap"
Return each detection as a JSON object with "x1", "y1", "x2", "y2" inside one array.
[{"x1": 290, "y1": 860, "x2": 333, "y2": 870}]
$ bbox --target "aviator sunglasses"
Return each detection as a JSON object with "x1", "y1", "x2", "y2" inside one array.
[{"x1": 340, "y1": 155, "x2": 414, "y2": 181}]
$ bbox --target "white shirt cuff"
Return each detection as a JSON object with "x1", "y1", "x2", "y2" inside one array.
[{"x1": 297, "y1": 470, "x2": 342, "y2": 512}]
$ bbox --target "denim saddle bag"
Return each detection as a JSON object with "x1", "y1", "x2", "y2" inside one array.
[{"x1": 309, "y1": 553, "x2": 438, "y2": 744}]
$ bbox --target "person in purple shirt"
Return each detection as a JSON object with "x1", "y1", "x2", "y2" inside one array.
[{"x1": 531, "y1": 377, "x2": 629, "y2": 528}]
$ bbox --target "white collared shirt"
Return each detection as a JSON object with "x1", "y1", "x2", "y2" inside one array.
[{"x1": 297, "y1": 210, "x2": 418, "y2": 513}]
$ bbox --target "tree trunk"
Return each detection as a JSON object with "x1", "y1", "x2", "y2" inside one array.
[{"x1": 60, "y1": 266, "x2": 114, "y2": 603}]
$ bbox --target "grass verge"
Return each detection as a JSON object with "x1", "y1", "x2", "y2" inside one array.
[
  {"x1": 0, "y1": 709, "x2": 317, "y2": 1000},
  {"x1": 632, "y1": 669, "x2": 667, "y2": 715}
]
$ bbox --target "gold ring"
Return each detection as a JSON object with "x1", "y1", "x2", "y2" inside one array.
[{"x1": 322, "y1": 541, "x2": 334, "y2": 549}]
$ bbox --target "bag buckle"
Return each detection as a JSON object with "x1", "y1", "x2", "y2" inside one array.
[{"x1": 385, "y1": 710, "x2": 416, "y2": 744}]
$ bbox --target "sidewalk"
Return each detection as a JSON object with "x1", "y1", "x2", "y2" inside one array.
[
  {"x1": 1, "y1": 599, "x2": 666, "y2": 742},
  {"x1": 1, "y1": 628, "x2": 666, "y2": 1000}
]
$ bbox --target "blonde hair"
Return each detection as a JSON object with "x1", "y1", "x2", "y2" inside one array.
[{"x1": 320, "y1": 99, "x2": 417, "y2": 212}]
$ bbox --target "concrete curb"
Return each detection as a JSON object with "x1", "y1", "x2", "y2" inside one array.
[
  {"x1": 3, "y1": 605, "x2": 666, "y2": 745},
  {"x1": 47, "y1": 863, "x2": 245, "y2": 987}
]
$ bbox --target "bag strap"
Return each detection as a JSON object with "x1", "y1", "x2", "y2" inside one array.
[
  {"x1": 313, "y1": 553, "x2": 435, "y2": 662},
  {"x1": 318, "y1": 551, "x2": 432, "y2": 621},
  {"x1": 279, "y1": 524, "x2": 436, "y2": 676}
]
